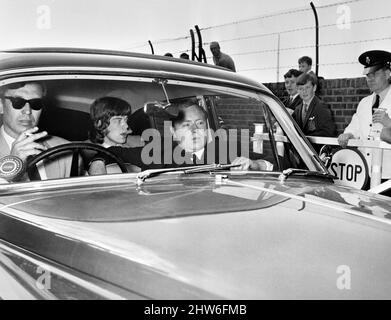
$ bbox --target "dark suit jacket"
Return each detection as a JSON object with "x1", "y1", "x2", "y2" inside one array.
[
  {"x1": 105, "y1": 136, "x2": 295, "y2": 173},
  {"x1": 282, "y1": 95, "x2": 302, "y2": 111},
  {"x1": 292, "y1": 96, "x2": 336, "y2": 137},
  {"x1": 107, "y1": 139, "x2": 239, "y2": 170}
]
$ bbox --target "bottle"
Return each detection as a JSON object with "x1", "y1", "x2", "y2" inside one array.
[
  {"x1": 370, "y1": 108, "x2": 386, "y2": 140},
  {"x1": 253, "y1": 123, "x2": 264, "y2": 154}
]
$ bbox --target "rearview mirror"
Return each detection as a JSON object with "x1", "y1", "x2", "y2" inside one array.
[
  {"x1": 143, "y1": 78, "x2": 179, "y2": 117},
  {"x1": 143, "y1": 101, "x2": 179, "y2": 117}
]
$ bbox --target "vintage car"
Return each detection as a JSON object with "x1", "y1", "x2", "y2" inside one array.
[{"x1": 0, "y1": 48, "x2": 390, "y2": 299}]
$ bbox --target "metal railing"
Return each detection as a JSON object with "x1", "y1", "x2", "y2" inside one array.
[
  {"x1": 254, "y1": 133, "x2": 391, "y2": 191},
  {"x1": 307, "y1": 136, "x2": 391, "y2": 191}
]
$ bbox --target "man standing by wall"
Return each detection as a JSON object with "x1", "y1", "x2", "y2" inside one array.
[
  {"x1": 283, "y1": 69, "x2": 303, "y2": 114},
  {"x1": 292, "y1": 73, "x2": 336, "y2": 152},
  {"x1": 298, "y1": 56, "x2": 317, "y2": 79},
  {"x1": 298, "y1": 56, "x2": 324, "y2": 95},
  {"x1": 337, "y1": 50, "x2": 391, "y2": 179},
  {"x1": 209, "y1": 41, "x2": 236, "y2": 72}
]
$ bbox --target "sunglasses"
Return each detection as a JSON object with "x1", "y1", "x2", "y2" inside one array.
[{"x1": 4, "y1": 96, "x2": 44, "y2": 111}]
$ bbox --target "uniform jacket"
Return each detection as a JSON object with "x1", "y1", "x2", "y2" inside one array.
[
  {"x1": 292, "y1": 96, "x2": 336, "y2": 137},
  {"x1": 0, "y1": 130, "x2": 72, "y2": 179},
  {"x1": 344, "y1": 87, "x2": 391, "y2": 178}
]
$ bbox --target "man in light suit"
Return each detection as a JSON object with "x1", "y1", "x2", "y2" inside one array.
[
  {"x1": 337, "y1": 50, "x2": 391, "y2": 179},
  {"x1": 0, "y1": 81, "x2": 73, "y2": 180}
]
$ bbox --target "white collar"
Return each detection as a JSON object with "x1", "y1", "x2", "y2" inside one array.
[
  {"x1": 1, "y1": 126, "x2": 15, "y2": 150},
  {"x1": 376, "y1": 85, "x2": 391, "y2": 104},
  {"x1": 102, "y1": 142, "x2": 124, "y2": 148},
  {"x1": 303, "y1": 96, "x2": 315, "y2": 107},
  {"x1": 290, "y1": 93, "x2": 300, "y2": 100}
]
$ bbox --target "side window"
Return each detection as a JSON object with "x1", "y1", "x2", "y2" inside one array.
[
  {"x1": 210, "y1": 94, "x2": 308, "y2": 171},
  {"x1": 207, "y1": 95, "x2": 278, "y2": 168}
]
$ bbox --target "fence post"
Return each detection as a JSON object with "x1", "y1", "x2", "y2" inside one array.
[
  {"x1": 276, "y1": 33, "x2": 280, "y2": 82},
  {"x1": 148, "y1": 40, "x2": 154, "y2": 55},
  {"x1": 310, "y1": 2, "x2": 319, "y2": 77}
]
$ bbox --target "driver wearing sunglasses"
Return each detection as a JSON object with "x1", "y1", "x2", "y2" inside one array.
[{"x1": 0, "y1": 82, "x2": 74, "y2": 180}]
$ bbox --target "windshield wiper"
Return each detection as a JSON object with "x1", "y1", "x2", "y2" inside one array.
[
  {"x1": 183, "y1": 163, "x2": 240, "y2": 174},
  {"x1": 136, "y1": 163, "x2": 240, "y2": 185},
  {"x1": 278, "y1": 168, "x2": 336, "y2": 182}
]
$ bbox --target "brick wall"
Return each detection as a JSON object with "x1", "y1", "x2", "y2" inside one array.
[{"x1": 264, "y1": 77, "x2": 371, "y2": 135}]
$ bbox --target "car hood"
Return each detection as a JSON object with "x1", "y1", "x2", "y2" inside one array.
[{"x1": 1, "y1": 174, "x2": 391, "y2": 299}]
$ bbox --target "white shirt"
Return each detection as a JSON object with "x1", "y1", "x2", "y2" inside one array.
[
  {"x1": 290, "y1": 93, "x2": 300, "y2": 102},
  {"x1": 344, "y1": 84, "x2": 391, "y2": 178},
  {"x1": 375, "y1": 86, "x2": 391, "y2": 105},
  {"x1": 1, "y1": 126, "x2": 47, "y2": 180},
  {"x1": 1, "y1": 126, "x2": 14, "y2": 150},
  {"x1": 302, "y1": 96, "x2": 315, "y2": 109}
]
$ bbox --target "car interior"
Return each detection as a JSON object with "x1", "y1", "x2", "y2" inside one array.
[{"x1": 0, "y1": 77, "x2": 308, "y2": 181}]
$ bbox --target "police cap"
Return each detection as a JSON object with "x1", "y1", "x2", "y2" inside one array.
[{"x1": 358, "y1": 50, "x2": 391, "y2": 75}]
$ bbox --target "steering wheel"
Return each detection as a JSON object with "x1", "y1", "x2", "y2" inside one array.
[{"x1": 26, "y1": 142, "x2": 128, "y2": 180}]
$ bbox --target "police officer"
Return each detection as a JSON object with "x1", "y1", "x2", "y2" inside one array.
[{"x1": 337, "y1": 50, "x2": 391, "y2": 179}]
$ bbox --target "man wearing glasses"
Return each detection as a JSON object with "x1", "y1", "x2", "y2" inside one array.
[{"x1": 0, "y1": 81, "x2": 72, "y2": 180}]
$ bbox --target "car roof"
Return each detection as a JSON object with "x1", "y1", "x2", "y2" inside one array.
[{"x1": 0, "y1": 47, "x2": 270, "y2": 93}]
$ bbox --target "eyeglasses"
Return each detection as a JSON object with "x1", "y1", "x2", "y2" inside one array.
[{"x1": 4, "y1": 96, "x2": 44, "y2": 111}]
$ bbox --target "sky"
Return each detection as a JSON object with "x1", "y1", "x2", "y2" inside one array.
[{"x1": 0, "y1": 0, "x2": 390, "y2": 83}]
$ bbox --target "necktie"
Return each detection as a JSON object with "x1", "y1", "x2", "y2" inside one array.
[
  {"x1": 192, "y1": 153, "x2": 198, "y2": 165},
  {"x1": 302, "y1": 103, "x2": 308, "y2": 123},
  {"x1": 372, "y1": 94, "x2": 380, "y2": 114}
]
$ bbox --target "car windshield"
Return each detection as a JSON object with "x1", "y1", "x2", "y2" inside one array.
[{"x1": 0, "y1": 75, "x2": 325, "y2": 186}]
